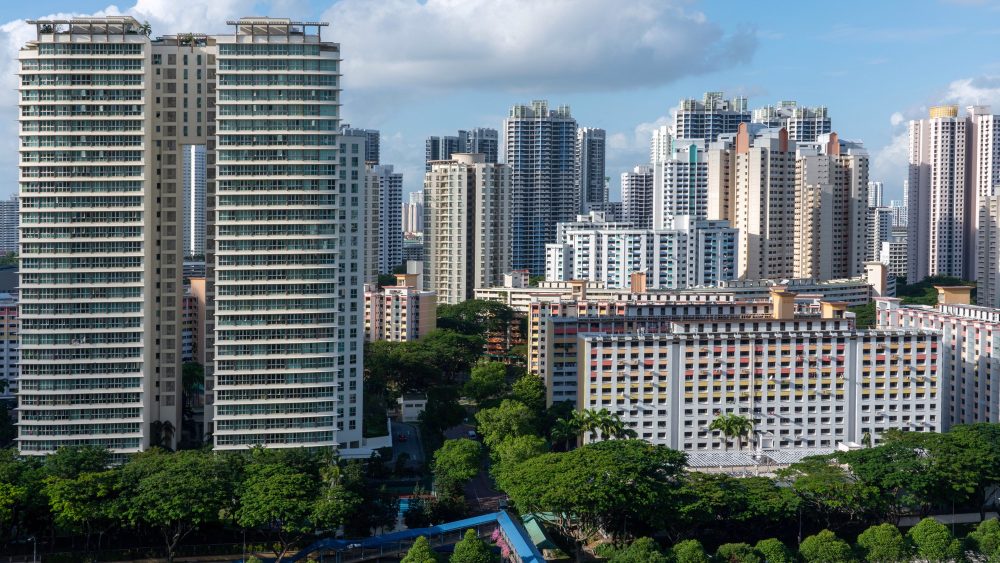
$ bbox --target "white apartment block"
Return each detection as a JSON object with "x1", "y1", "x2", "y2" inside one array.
[
  {"x1": 650, "y1": 125, "x2": 672, "y2": 164},
  {"x1": 350, "y1": 144, "x2": 379, "y2": 285},
  {"x1": 545, "y1": 213, "x2": 736, "y2": 290},
  {"x1": 576, "y1": 127, "x2": 607, "y2": 213},
  {"x1": 0, "y1": 196, "x2": 18, "y2": 254},
  {"x1": 578, "y1": 313, "x2": 939, "y2": 451},
  {"x1": 621, "y1": 165, "x2": 654, "y2": 228},
  {"x1": 181, "y1": 144, "x2": 206, "y2": 257},
  {"x1": 880, "y1": 237, "x2": 908, "y2": 278},
  {"x1": 16, "y1": 16, "x2": 366, "y2": 456},
  {"x1": 752, "y1": 101, "x2": 832, "y2": 143},
  {"x1": 505, "y1": 100, "x2": 577, "y2": 275},
  {"x1": 867, "y1": 181, "x2": 883, "y2": 208},
  {"x1": 653, "y1": 141, "x2": 709, "y2": 229},
  {"x1": 674, "y1": 92, "x2": 750, "y2": 142},
  {"x1": 908, "y1": 106, "x2": 969, "y2": 281},
  {"x1": 424, "y1": 153, "x2": 512, "y2": 304},
  {"x1": 371, "y1": 164, "x2": 403, "y2": 274},
  {"x1": 363, "y1": 273, "x2": 436, "y2": 342},
  {"x1": 889, "y1": 199, "x2": 908, "y2": 228},
  {"x1": 868, "y1": 207, "x2": 894, "y2": 262},
  {"x1": 877, "y1": 286, "x2": 1000, "y2": 427}
]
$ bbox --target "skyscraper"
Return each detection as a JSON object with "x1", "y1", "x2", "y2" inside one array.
[
  {"x1": 908, "y1": 106, "x2": 968, "y2": 281},
  {"x1": 424, "y1": 154, "x2": 511, "y2": 304},
  {"x1": 674, "y1": 91, "x2": 750, "y2": 142},
  {"x1": 575, "y1": 127, "x2": 607, "y2": 213},
  {"x1": 621, "y1": 165, "x2": 654, "y2": 228},
  {"x1": 867, "y1": 181, "x2": 884, "y2": 208},
  {"x1": 425, "y1": 128, "x2": 499, "y2": 170},
  {"x1": 182, "y1": 145, "x2": 206, "y2": 257},
  {"x1": 341, "y1": 125, "x2": 380, "y2": 164},
  {"x1": 17, "y1": 16, "x2": 364, "y2": 456},
  {"x1": 0, "y1": 196, "x2": 18, "y2": 254},
  {"x1": 752, "y1": 101, "x2": 832, "y2": 142},
  {"x1": 504, "y1": 100, "x2": 578, "y2": 275},
  {"x1": 650, "y1": 125, "x2": 672, "y2": 164},
  {"x1": 402, "y1": 191, "x2": 424, "y2": 234},
  {"x1": 653, "y1": 141, "x2": 709, "y2": 229},
  {"x1": 371, "y1": 165, "x2": 403, "y2": 274}
]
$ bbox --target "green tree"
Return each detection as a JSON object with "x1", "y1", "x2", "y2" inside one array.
[
  {"x1": 855, "y1": 523, "x2": 909, "y2": 563},
  {"x1": 490, "y1": 434, "x2": 547, "y2": 484},
  {"x1": 475, "y1": 399, "x2": 536, "y2": 448},
  {"x1": 450, "y1": 528, "x2": 497, "y2": 563},
  {"x1": 116, "y1": 449, "x2": 228, "y2": 562},
  {"x1": 420, "y1": 330, "x2": 484, "y2": 382},
  {"x1": 432, "y1": 439, "x2": 482, "y2": 496},
  {"x1": 798, "y1": 530, "x2": 854, "y2": 563},
  {"x1": 609, "y1": 537, "x2": 669, "y2": 563},
  {"x1": 708, "y1": 413, "x2": 753, "y2": 451},
  {"x1": 437, "y1": 300, "x2": 514, "y2": 335},
  {"x1": 510, "y1": 373, "x2": 546, "y2": 414},
  {"x1": 43, "y1": 445, "x2": 110, "y2": 479},
  {"x1": 420, "y1": 385, "x2": 466, "y2": 439},
  {"x1": 776, "y1": 455, "x2": 878, "y2": 527},
  {"x1": 0, "y1": 400, "x2": 16, "y2": 449},
  {"x1": 572, "y1": 408, "x2": 635, "y2": 442},
  {"x1": 967, "y1": 518, "x2": 1000, "y2": 559},
  {"x1": 671, "y1": 539, "x2": 710, "y2": 563},
  {"x1": 906, "y1": 517, "x2": 961, "y2": 562},
  {"x1": 236, "y1": 461, "x2": 323, "y2": 561},
  {"x1": 402, "y1": 536, "x2": 442, "y2": 563},
  {"x1": 715, "y1": 542, "x2": 762, "y2": 563},
  {"x1": 754, "y1": 538, "x2": 795, "y2": 563},
  {"x1": 501, "y1": 440, "x2": 686, "y2": 542},
  {"x1": 44, "y1": 470, "x2": 118, "y2": 550},
  {"x1": 463, "y1": 362, "x2": 508, "y2": 403}
]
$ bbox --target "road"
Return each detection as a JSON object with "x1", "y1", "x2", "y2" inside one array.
[
  {"x1": 443, "y1": 422, "x2": 505, "y2": 513},
  {"x1": 391, "y1": 421, "x2": 424, "y2": 468}
]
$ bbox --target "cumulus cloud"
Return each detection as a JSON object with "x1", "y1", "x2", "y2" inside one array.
[
  {"x1": 940, "y1": 75, "x2": 1000, "y2": 107},
  {"x1": 889, "y1": 112, "x2": 904, "y2": 126},
  {"x1": 325, "y1": 0, "x2": 756, "y2": 93}
]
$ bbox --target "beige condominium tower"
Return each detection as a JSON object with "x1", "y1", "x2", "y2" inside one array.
[{"x1": 17, "y1": 16, "x2": 363, "y2": 458}]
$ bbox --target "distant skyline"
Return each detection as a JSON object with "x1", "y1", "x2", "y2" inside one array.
[{"x1": 3, "y1": 0, "x2": 1000, "y2": 201}]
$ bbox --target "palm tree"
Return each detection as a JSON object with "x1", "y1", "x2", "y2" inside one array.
[
  {"x1": 161, "y1": 420, "x2": 176, "y2": 450},
  {"x1": 551, "y1": 418, "x2": 578, "y2": 451},
  {"x1": 139, "y1": 21, "x2": 152, "y2": 38},
  {"x1": 708, "y1": 413, "x2": 753, "y2": 451}
]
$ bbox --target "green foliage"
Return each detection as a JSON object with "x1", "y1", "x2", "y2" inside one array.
[
  {"x1": 708, "y1": 413, "x2": 753, "y2": 450},
  {"x1": 0, "y1": 401, "x2": 15, "y2": 449},
  {"x1": 44, "y1": 470, "x2": 118, "y2": 538},
  {"x1": 675, "y1": 473, "x2": 798, "y2": 532},
  {"x1": 463, "y1": 362, "x2": 508, "y2": 403},
  {"x1": 609, "y1": 537, "x2": 669, "y2": 563},
  {"x1": 432, "y1": 439, "x2": 482, "y2": 496},
  {"x1": 44, "y1": 445, "x2": 111, "y2": 479},
  {"x1": 490, "y1": 434, "x2": 548, "y2": 484},
  {"x1": 116, "y1": 449, "x2": 229, "y2": 561},
  {"x1": 906, "y1": 517, "x2": 961, "y2": 562},
  {"x1": 849, "y1": 302, "x2": 876, "y2": 328},
  {"x1": 856, "y1": 523, "x2": 910, "y2": 563},
  {"x1": 501, "y1": 440, "x2": 687, "y2": 542},
  {"x1": 450, "y1": 528, "x2": 497, "y2": 563},
  {"x1": 420, "y1": 385, "x2": 466, "y2": 439},
  {"x1": 967, "y1": 518, "x2": 1000, "y2": 558},
  {"x1": 0, "y1": 253, "x2": 15, "y2": 267},
  {"x1": 715, "y1": 542, "x2": 762, "y2": 563},
  {"x1": 437, "y1": 299, "x2": 514, "y2": 335},
  {"x1": 753, "y1": 538, "x2": 795, "y2": 563},
  {"x1": 896, "y1": 275, "x2": 973, "y2": 305},
  {"x1": 671, "y1": 539, "x2": 710, "y2": 563},
  {"x1": 475, "y1": 399, "x2": 536, "y2": 448},
  {"x1": 571, "y1": 408, "x2": 636, "y2": 441},
  {"x1": 798, "y1": 529, "x2": 854, "y2": 563},
  {"x1": 777, "y1": 455, "x2": 878, "y2": 524},
  {"x1": 510, "y1": 373, "x2": 546, "y2": 414},
  {"x1": 235, "y1": 461, "x2": 320, "y2": 560},
  {"x1": 402, "y1": 536, "x2": 442, "y2": 563}
]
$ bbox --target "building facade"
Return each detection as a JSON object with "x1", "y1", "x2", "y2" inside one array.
[
  {"x1": 622, "y1": 165, "x2": 654, "y2": 228},
  {"x1": 424, "y1": 153, "x2": 511, "y2": 304},
  {"x1": 363, "y1": 273, "x2": 436, "y2": 342},
  {"x1": 504, "y1": 100, "x2": 578, "y2": 275},
  {"x1": 674, "y1": 92, "x2": 750, "y2": 142},
  {"x1": 0, "y1": 294, "x2": 17, "y2": 400},
  {"x1": 752, "y1": 101, "x2": 832, "y2": 143},
  {"x1": 371, "y1": 165, "x2": 403, "y2": 274},
  {"x1": 425, "y1": 128, "x2": 499, "y2": 170},
  {"x1": 653, "y1": 141, "x2": 709, "y2": 229},
  {"x1": 182, "y1": 144, "x2": 206, "y2": 257},
  {"x1": 0, "y1": 196, "x2": 18, "y2": 254},
  {"x1": 576, "y1": 127, "x2": 607, "y2": 213},
  {"x1": 341, "y1": 125, "x2": 380, "y2": 165}
]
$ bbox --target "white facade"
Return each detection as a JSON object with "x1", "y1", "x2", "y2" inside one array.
[
  {"x1": 424, "y1": 154, "x2": 512, "y2": 304},
  {"x1": 650, "y1": 125, "x2": 672, "y2": 165},
  {"x1": 653, "y1": 141, "x2": 709, "y2": 229},
  {"x1": 544, "y1": 213, "x2": 736, "y2": 290},
  {"x1": 889, "y1": 199, "x2": 908, "y2": 228},
  {"x1": 867, "y1": 181, "x2": 883, "y2": 207},
  {"x1": 752, "y1": 101, "x2": 832, "y2": 143},
  {"x1": 674, "y1": 92, "x2": 750, "y2": 142},
  {"x1": 576, "y1": 127, "x2": 607, "y2": 213},
  {"x1": 868, "y1": 207, "x2": 894, "y2": 262},
  {"x1": 908, "y1": 106, "x2": 968, "y2": 280},
  {"x1": 622, "y1": 165, "x2": 654, "y2": 228},
  {"x1": 880, "y1": 237, "x2": 908, "y2": 278},
  {"x1": 182, "y1": 144, "x2": 206, "y2": 257}
]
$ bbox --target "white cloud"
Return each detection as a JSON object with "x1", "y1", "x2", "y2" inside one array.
[
  {"x1": 889, "y1": 112, "x2": 904, "y2": 126},
  {"x1": 871, "y1": 132, "x2": 908, "y2": 195},
  {"x1": 941, "y1": 75, "x2": 1000, "y2": 107},
  {"x1": 324, "y1": 0, "x2": 756, "y2": 93}
]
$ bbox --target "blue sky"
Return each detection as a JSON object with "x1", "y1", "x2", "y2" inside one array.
[{"x1": 3, "y1": 0, "x2": 1000, "y2": 200}]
